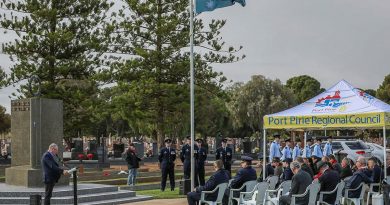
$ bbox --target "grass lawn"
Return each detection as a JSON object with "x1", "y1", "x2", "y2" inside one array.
[{"x1": 137, "y1": 189, "x2": 186, "y2": 199}]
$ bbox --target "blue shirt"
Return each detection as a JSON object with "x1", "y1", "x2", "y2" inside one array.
[
  {"x1": 292, "y1": 145, "x2": 301, "y2": 160},
  {"x1": 269, "y1": 141, "x2": 281, "y2": 161},
  {"x1": 323, "y1": 142, "x2": 333, "y2": 156},
  {"x1": 305, "y1": 145, "x2": 312, "y2": 158},
  {"x1": 281, "y1": 146, "x2": 292, "y2": 161},
  {"x1": 313, "y1": 143, "x2": 323, "y2": 158}
]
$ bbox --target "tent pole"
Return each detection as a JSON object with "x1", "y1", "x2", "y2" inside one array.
[
  {"x1": 303, "y1": 132, "x2": 307, "y2": 157},
  {"x1": 384, "y1": 126, "x2": 387, "y2": 177},
  {"x1": 263, "y1": 129, "x2": 266, "y2": 181},
  {"x1": 324, "y1": 128, "x2": 327, "y2": 136}
]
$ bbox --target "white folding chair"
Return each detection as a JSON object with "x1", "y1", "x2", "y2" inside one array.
[
  {"x1": 200, "y1": 182, "x2": 228, "y2": 205},
  {"x1": 342, "y1": 183, "x2": 368, "y2": 205},
  {"x1": 240, "y1": 182, "x2": 269, "y2": 205},
  {"x1": 267, "y1": 176, "x2": 279, "y2": 190},
  {"x1": 317, "y1": 180, "x2": 345, "y2": 205},
  {"x1": 366, "y1": 183, "x2": 381, "y2": 205},
  {"x1": 291, "y1": 182, "x2": 320, "y2": 205},
  {"x1": 228, "y1": 180, "x2": 258, "y2": 205},
  {"x1": 263, "y1": 180, "x2": 292, "y2": 205}
]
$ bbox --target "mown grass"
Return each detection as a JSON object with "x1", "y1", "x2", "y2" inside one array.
[{"x1": 137, "y1": 188, "x2": 186, "y2": 199}]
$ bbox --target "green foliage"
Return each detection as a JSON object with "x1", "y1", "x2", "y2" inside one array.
[
  {"x1": 376, "y1": 74, "x2": 390, "y2": 104},
  {"x1": 0, "y1": 0, "x2": 114, "y2": 137},
  {"x1": 364, "y1": 89, "x2": 376, "y2": 97},
  {"x1": 110, "y1": 0, "x2": 244, "y2": 144},
  {"x1": 227, "y1": 75, "x2": 296, "y2": 136},
  {"x1": 0, "y1": 68, "x2": 6, "y2": 88},
  {"x1": 0, "y1": 105, "x2": 10, "y2": 134},
  {"x1": 286, "y1": 75, "x2": 323, "y2": 104}
]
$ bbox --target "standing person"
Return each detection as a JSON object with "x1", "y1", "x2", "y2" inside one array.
[
  {"x1": 312, "y1": 138, "x2": 323, "y2": 158},
  {"x1": 195, "y1": 138, "x2": 207, "y2": 186},
  {"x1": 180, "y1": 136, "x2": 195, "y2": 180},
  {"x1": 269, "y1": 133, "x2": 282, "y2": 162},
  {"x1": 41, "y1": 143, "x2": 68, "y2": 205},
  {"x1": 186, "y1": 160, "x2": 229, "y2": 205},
  {"x1": 323, "y1": 136, "x2": 333, "y2": 157},
  {"x1": 159, "y1": 139, "x2": 177, "y2": 191},
  {"x1": 281, "y1": 139, "x2": 292, "y2": 161},
  {"x1": 304, "y1": 138, "x2": 312, "y2": 158},
  {"x1": 279, "y1": 161, "x2": 313, "y2": 205},
  {"x1": 222, "y1": 156, "x2": 257, "y2": 205},
  {"x1": 216, "y1": 138, "x2": 233, "y2": 176},
  {"x1": 292, "y1": 139, "x2": 301, "y2": 160},
  {"x1": 125, "y1": 143, "x2": 142, "y2": 186}
]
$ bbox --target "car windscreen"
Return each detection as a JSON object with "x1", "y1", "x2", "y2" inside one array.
[
  {"x1": 345, "y1": 142, "x2": 369, "y2": 150},
  {"x1": 331, "y1": 142, "x2": 343, "y2": 150}
]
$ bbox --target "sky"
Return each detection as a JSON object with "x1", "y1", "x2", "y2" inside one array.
[{"x1": 1, "y1": 0, "x2": 390, "y2": 113}]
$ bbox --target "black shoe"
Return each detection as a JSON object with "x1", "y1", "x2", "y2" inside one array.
[
  {"x1": 161, "y1": 188, "x2": 165, "y2": 192},
  {"x1": 171, "y1": 188, "x2": 175, "y2": 191}
]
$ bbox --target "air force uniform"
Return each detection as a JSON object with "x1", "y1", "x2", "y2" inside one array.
[
  {"x1": 313, "y1": 142, "x2": 323, "y2": 158},
  {"x1": 196, "y1": 138, "x2": 207, "y2": 186},
  {"x1": 180, "y1": 142, "x2": 198, "y2": 179},
  {"x1": 292, "y1": 145, "x2": 301, "y2": 160},
  {"x1": 281, "y1": 146, "x2": 292, "y2": 161},
  {"x1": 159, "y1": 139, "x2": 176, "y2": 191},
  {"x1": 269, "y1": 140, "x2": 282, "y2": 162},
  {"x1": 216, "y1": 139, "x2": 232, "y2": 175}
]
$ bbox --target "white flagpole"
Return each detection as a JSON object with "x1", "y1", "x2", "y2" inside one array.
[{"x1": 189, "y1": 0, "x2": 195, "y2": 191}]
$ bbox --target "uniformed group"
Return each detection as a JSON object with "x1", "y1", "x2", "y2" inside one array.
[
  {"x1": 269, "y1": 133, "x2": 333, "y2": 162},
  {"x1": 158, "y1": 137, "x2": 233, "y2": 191}
]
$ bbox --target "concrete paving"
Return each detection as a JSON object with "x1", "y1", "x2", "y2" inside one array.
[{"x1": 123, "y1": 198, "x2": 187, "y2": 205}]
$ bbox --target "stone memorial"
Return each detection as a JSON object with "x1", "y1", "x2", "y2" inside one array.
[{"x1": 5, "y1": 98, "x2": 68, "y2": 187}]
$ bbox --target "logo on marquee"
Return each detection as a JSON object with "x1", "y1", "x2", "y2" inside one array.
[{"x1": 313, "y1": 91, "x2": 350, "y2": 113}]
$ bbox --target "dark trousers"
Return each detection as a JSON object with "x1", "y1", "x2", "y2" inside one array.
[
  {"x1": 44, "y1": 182, "x2": 56, "y2": 205},
  {"x1": 187, "y1": 191, "x2": 201, "y2": 205},
  {"x1": 196, "y1": 164, "x2": 205, "y2": 186},
  {"x1": 224, "y1": 162, "x2": 231, "y2": 177},
  {"x1": 161, "y1": 163, "x2": 175, "y2": 191},
  {"x1": 280, "y1": 195, "x2": 291, "y2": 205},
  {"x1": 183, "y1": 159, "x2": 191, "y2": 179}
]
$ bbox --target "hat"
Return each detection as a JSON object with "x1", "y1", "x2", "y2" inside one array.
[
  {"x1": 284, "y1": 138, "x2": 291, "y2": 143},
  {"x1": 241, "y1": 156, "x2": 253, "y2": 162},
  {"x1": 282, "y1": 158, "x2": 292, "y2": 163},
  {"x1": 327, "y1": 136, "x2": 333, "y2": 139},
  {"x1": 316, "y1": 138, "x2": 322, "y2": 142},
  {"x1": 272, "y1": 157, "x2": 281, "y2": 163},
  {"x1": 186, "y1": 136, "x2": 191, "y2": 140},
  {"x1": 306, "y1": 138, "x2": 312, "y2": 142},
  {"x1": 196, "y1": 138, "x2": 204, "y2": 143},
  {"x1": 273, "y1": 133, "x2": 281, "y2": 138},
  {"x1": 164, "y1": 138, "x2": 172, "y2": 143},
  {"x1": 221, "y1": 138, "x2": 228, "y2": 143}
]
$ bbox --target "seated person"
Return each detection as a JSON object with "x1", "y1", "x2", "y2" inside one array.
[
  {"x1": 367, "y1": 157, "x2": 383, "y2": 192},
  {"x1": 340, "y1": 158, "x2": 353, "y2": 179},
  {"x1": 297, "y1": 157, "x2": 314, "y2": 179},
  {"x1": 187, "y1": 160, "x2": 229, "y2": 205},
  {"x1": 280, "y1": 161, "x2": 313, "y2": 205},
  {"x1": 345, "y1": 157, "x2": 373, "y2": 198},
  {"x1": 329, "y1": 154, "x2": 342, "y2": 173},
  {"x1": 316, "y1": 162, "x2": 340, "y2": 204},
  {"x1": 272, "y1": 157, "x2": 284, "y2": 178},
  {"x1": 256, "y1": 157, "x2": 274, "y2": 181},
  {"x1": 281, "y1": 158, "x2": 293, "y2": 181},
  {"x1": 222, "y1": 156, "x2": 257, "y2": 205}
]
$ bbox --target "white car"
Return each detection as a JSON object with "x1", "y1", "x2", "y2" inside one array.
[{"x1": 366, "y1": 143, "x2": 390, "y2": 165}]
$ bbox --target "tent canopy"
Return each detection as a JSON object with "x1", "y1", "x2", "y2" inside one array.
[{"x1": 264, "y1": 80, "x2": 390, "y2": 129}]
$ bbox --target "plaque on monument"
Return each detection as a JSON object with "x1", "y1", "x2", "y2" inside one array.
[{"x1": 5, "y1": 98, "x2": 69, "y2": 187}]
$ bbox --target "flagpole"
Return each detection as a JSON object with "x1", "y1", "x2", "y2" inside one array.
[{"x1": 189, "y1": 0, "x2": 195, "y2": 191}]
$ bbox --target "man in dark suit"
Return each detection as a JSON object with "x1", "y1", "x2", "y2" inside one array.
[
  {"x1": 222, "y1": 156, "x2": 257, "y2": 205},
  {"x1": 345, "y1": 157, "x2": 373, "y2": 198},
  {"x1": 280, "y1": 161, "x2": 313, "y2": 205},
  {"x1": 159, "y1": 138, "x2": 177, "y2": 191},
  {"x1": 41, "y1": 143, "x2": 68, "y2": 205},
  {"x1": 195, "y1": 138, "x2": 207, "y2": 186},
  {"x1": 187, "y1": 160, "x2": 229, "y2": 205},
  {"x1": 216, "y1": 138, "x2": 233, "y2": 176},
  {"x1": 368, "y1": 157, "x2": 383, "y2": 192},
  {"x1": 181, "y1": 136, "x2": 198, "y2": 180},
  {"x1": 296, "y1": 156, "x2": 314, "y2": 179},
  {"x1": 317, "y1": 161, "x2": 340, "y2": 204}
]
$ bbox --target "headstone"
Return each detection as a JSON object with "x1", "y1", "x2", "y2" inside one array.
[
  {"x1": 133, "y1": 142, "x2": 144, "y2": 158},
  {"x1": 152, "y1": 142, "x2": 158, "y2": 157},
  {"x1": 71, "y1": 139, "x2": 84, "y2": 160},
  {"x1": 242, "y1": 141, "x2": 251, "y2": 154},
  {"x1": 88, "y1": 140, "x2": 98, "y2": 160},
  {"x1": 113, "y1": 143, "x2": 124, "y2": 158},
  {"x1": 5, "y1": 98, "x2": 68, "y2": 187}
]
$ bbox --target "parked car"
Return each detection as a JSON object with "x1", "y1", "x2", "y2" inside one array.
[
  {"x1": 366, "y1": 143, "x2": 390, "y2": 166},
  {"x1": 310, "y1": 138, "x2": 373, "y2": 164}
]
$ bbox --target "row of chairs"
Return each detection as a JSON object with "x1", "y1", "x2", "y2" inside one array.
[{"x1": 198, "y1": 176, "x2": 390, "y2": 205}]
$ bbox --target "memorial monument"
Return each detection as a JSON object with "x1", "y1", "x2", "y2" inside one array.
[{"x1": 5, "y1": 98, "x2": 68, "y2": 187}]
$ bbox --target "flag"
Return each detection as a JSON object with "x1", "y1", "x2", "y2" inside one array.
[{"x1": 195, "y1": 0, "x2": 246, "y2": 13}]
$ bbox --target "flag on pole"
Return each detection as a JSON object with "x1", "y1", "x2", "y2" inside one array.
[{"x1": 195, "y1": 0, "x2": 246, "y2": 13}]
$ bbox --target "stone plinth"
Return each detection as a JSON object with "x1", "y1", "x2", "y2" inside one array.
[{"x1": 6, "y1": 98, "x2": 69, "y2": 187}]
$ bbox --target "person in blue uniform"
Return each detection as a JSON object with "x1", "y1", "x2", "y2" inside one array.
[
  {"x1": 292, "y1": 139, "x2": 301, "y2": 160},
  {"x1": 180, "y1": 136, "x2": 198, "y2": 179},
  {"x1": 159, "y1": 138, "x2": 176, "y2": 191},
  {"x1": 269, "y1": 133, "x2": 282, "y2": 162},
  {"x1": 313, "y1": 138, "x2": 323, "y2": 158},
  {"x1": 304, "y1": 138, "x2": 312, "y2": 158},
  {"x1": 222, "y1": 156, "x2": 257, "y2": 205},
  {"x1": 186, "y1": 160, "x2": 230, "y2": 205},
  {"x1": 281, "y1": 138, "x2": 292, "y2": 161},
  {"x1": 216, "y1": 138, "x2": 233, "y2": 176},
  {"x1": 195, "y1": 138, "x2": 207, "y2": 186},
  {"x1": 323, "y1": 136, "x2": 333, "y2": 157}
]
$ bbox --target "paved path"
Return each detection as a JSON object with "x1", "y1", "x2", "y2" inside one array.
[{"x1": 123, "y1": 198, "x2": 187, "y2": 205}]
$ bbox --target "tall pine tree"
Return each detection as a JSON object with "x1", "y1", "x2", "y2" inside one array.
[
  {"x1": 0, "y1": 0, "x2": 114, "y2": 137},
  {"x1": 110, "y1": 0, "x2": 244, "y2": 145}
]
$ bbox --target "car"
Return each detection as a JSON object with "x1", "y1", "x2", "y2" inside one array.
[
  {"x1": 310, "y1": 138, "x2": 373, "y2": 164},
  {"x1": 366, "y1": 143, "x2": 390, "y2": 166}
]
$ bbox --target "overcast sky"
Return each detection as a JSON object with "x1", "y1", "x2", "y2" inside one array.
[{"x1": 1, "y1": 0, "x2": 390, "y2": 113}]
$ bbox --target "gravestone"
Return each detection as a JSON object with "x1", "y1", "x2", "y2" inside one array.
[
  {"x1": 5, "y1": 98, "x2": 68, "y2": 187},
  {"x1": 133, "y1": 142, "x2": 144, "y2": 158},
  {"x1": 88, "y1": 140, "x2": 98, "y2": 160},
  {"x1": 71, "y1": 139, "x2": 84, "y2": 160},
  {"x1": 113, "y1": 143, "x2": 125, "y2": 158}
]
